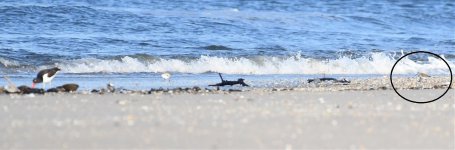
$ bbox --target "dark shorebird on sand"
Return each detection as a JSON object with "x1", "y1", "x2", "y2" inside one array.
[{"x1": 32, "y1": 67, "x2": 61, "y2": 89}]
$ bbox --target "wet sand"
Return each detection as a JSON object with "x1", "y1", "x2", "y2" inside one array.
[{"x1": 0, "y1": 89, "x2": 454, "y2": 149}]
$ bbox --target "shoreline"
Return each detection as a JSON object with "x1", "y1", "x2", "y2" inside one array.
[
  {"x1": 1, "y1": 74, "x2": 453, "y2": 90},
  {"x1": 1, "y1": 77, "x2": 453, "y2": 95}
]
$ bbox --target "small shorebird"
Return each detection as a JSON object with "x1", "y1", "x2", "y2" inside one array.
[
  {"x1": 161, "y1": 72, "x2": 171, "y2": 82},
  {"x1": 107, "y1": 82, "x2": 115, "y2": 92},
  {"x1": 417, "y1": 72, "x2": 430, "y2": 82},
  {"x1": 32, "y1": 67, "x2": 61, "y2": 89}
]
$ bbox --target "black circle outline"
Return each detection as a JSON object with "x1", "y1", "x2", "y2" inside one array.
[{"x1": 390, "y1": 51, "x2": 453, "y2": 104}]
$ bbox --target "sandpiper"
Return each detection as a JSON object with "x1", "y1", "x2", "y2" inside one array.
[
  {"x1": 417, "y1": 72, "x2": 430, "y2": 82},
  {"x1": 161, "y1": 72, "x2": 171, "y2": 82}
]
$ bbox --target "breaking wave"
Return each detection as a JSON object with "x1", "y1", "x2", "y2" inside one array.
[
  {"x1": 0, "y1": 57, "x2": 20, "y2": 68},
  {"x1": 41, "y1": 52, "x2": 453, "y2": 75}
]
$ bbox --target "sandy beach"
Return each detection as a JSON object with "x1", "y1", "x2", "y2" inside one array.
[
  {"x1": 1, "y1": 88, "x2": 453, "y2": 149},
  {"x1": 1, "y1": 0, "x2": 454, "y2": 149}
]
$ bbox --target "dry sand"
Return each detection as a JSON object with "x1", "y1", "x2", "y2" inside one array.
[{"x1": 0, "y1": 89, "x2": 454, "y2": 149}]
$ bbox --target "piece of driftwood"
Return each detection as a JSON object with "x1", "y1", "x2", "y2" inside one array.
[
  {"x1": 307, "y1": 77, "x2": 351, "y2": 84},
  {"x1": 209, "y1": 73, "x2": 249, "y2": 87}
]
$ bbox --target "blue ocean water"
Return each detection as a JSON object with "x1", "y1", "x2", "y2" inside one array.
[{"x1": 0, "y1": 0, "x2": 453, "y2": 89}]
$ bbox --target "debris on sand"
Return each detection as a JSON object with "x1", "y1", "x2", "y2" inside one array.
[
  {"x1": 307, "y1": 78, "x2": 351, "y2": 84},
  {"x1": 61, "y1": 84, "x2": 79, "y2": 92},
  {"x1": 209, "y1": 73, "x2": 249, "y2": 87},
  {"x1": 147, "y1": 86, "x2": 205, "y2": 94},
  {"x1": 47, "y1": 84, "x2": 79, "y2": 93},
  {"x1": 91, "y1": 89, "x2": 100, "y2": 93},
  {"x1": 0, "y1": 77, "x2": 452, "y2": 95},
  {"x1": 47, "y1": 87, "x2": 66, "y2": 93},
  {"x1": 18, "y1": 86, "x2": 45, "y2": 94},
  {"x1": 3, "y1": 76, "x2": 19, "y2": 93}
]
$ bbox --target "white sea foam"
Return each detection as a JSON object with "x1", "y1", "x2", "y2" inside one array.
[
  {"x1": 53, "y1": 53, "x2": 453, "y2": 75},
  {"x1": 0, "y1": 57, "x2": 20, "y2": 67}
]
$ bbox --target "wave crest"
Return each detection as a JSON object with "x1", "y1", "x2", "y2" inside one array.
[{"x1": 50, "y1": 53, "x2": 453, "y2": 75}]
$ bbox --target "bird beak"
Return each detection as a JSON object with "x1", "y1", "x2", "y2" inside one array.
[{"x1": 32, "y1": 83, "x2": 35, "y2": 88}]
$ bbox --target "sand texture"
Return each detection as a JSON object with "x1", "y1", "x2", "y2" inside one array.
[{"x1": 0, "y1": 89, "x2": 454, "y2": 149}]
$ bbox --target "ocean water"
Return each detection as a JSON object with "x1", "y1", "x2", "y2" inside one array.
[{"x1": 0, "y1": 0, "x2": 454, "y2": 89}]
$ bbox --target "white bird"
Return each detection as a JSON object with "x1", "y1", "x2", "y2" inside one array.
[
  {"x1": 161, "y1": 72, "x2": 171, "y2": 82},
  {"x1": 107, "y1": 82, "x2": 115, "y2": 92}
]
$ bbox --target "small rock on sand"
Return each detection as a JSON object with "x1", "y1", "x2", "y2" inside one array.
[
  {"x1": 61, "y1": 84, "x2": 79, "y2": 92},
  {"x1": 4, "y1": 85, "x2": 19, "y2": 93},
  {"x1": 46, "y1": 84, "x2": 79, "y2": 93},
  {"x1": 193, "y1": 86, "x2": 202, "y2": 92},
  {"x1": 47, "y1": 87, "x2": 66, "y2": 93}
]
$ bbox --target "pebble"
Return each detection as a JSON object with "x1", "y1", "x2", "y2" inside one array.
[
  {"x1": 126, "y1": 115, "x2": 136, "y2": 126},
  {"x1": 80, "y1": 91, "x2": 90, "y2": 95},
  {"x1": 141, "y1": 106, "x2": 149, "y2": 112},
  {"x1": 4, "y1": 85, "x2": 19, "y2": 93},
  {"x1": 61, "y1": 84, "x2": 79, "y2": 92},
  {"x1": 285, "y1": 144, "x2": 292, "y2": 150},
  {"x1": 25, "y1": 94, "x2": 35, "y2": 98},
  {"x1": 326, "y1": 108, "x2": 332, "y2": 113},
  {"x1": 193, "y1": 86, "x2": 202, "y2": 91},
  {"x1": 119, "y1": 89, "x2": 132, "y2": 94},
  {"x1": 117, "y1": 100, "x2": 128, "y2": 105},
  {"x1": 3, "y1": 106, "x2": 8, "y2": 112},
  {"x1": 228, "y1": 89, "x2": 241, "y2": 92},
  {"x1": 47, "y1": 87, "x2": 65, "y2": 93},
  {"x1": 318, "y1": 98, "x2": 325, "y2": 104},
  {"x1": 387, "y1": 102, "x2": 393, "y2": 106},
  {"x1": 378, "y1": 86, "x2": 387, "y2": 90}
]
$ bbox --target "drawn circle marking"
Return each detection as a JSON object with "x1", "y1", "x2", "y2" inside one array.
[{"x1": 390, "y1": 51, "x2": 453, "y2": 104}]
